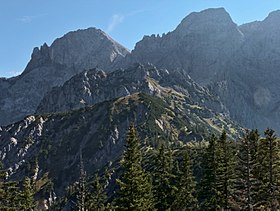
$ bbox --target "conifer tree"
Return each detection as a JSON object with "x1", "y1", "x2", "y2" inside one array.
[
  {"x1": 115, "y1": 125, "x2": 154, "y2": 210},
  {"x1": 216, "y1": 131, "x2": 235, "y2": 209},
  {"x1": 198, "y1": 134, "x2": 219, "y2": 210},
  {"x1": 85, "y1": 174, "x2": 107, "y2": 211},
  {"x1": 234, "y1": 129, "x2": 259, "y2": 210},
  {"x1": 0, "y1": 162, "x2": 22, "y2": 210},
  {"x1": 77, "y1": 153, "x2": 86, "y2": 211},
  {"x1": 0, "y1": 162, "x2": 5, "y2": 208},
  {"x1": 153, "y1": 144, "x2": 176, "y2": 210},
  {"x1": 172, "y1": 151, "x2": 198, "y2": 210},
  {"x1": 256, "y1": 129, "x2": 280, "y2": 210},
  {"x1": 20, "y1": 177, "x2": 36, "y2": 210},
  {"x1": 265, "y1": 129, "x2": 280, "y2": 210}
]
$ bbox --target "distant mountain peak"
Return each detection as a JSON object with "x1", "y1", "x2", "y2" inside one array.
[
  {"x1": 262, "y1": 10, "x2": 280, "y2": 31},
  {"x1": 187, "y1": 7, "x2": 230, "y2": 19},
  {"x1": 175, "y1": 7, "x2": 236, "y2": 34},
  {"x1": 0, "y1": 27, "x2": 130, "y2": 126},
  {"x1": 265, "y1": 10, "x2": 280, "y2": 21},
  {"x1": 24, "y1": 27, "x2": 130, "y2": 76},
  {"x1": 48, "y1": 27, "x2": 129, "y2": 68},
  {"x1": 54, "y1": 27, "x2": 127, "y2": 51},
  {"x1": 125, "y1": 8, "x2": 243, "y2": 86}
]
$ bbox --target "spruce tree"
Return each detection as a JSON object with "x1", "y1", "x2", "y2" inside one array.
[
  {"x1": 0, "y1": 162, "x2": 5, "y2": 209},
  {"x1": 85, "y1": 174, "x2": 107, "y2": 211},
  {"x1": 256, "y1": 129, "x2": 280, "y2": 210},
  {"x1": 216, "y1": 131, "x2": 235, "y2": 210},
  {"x1": 234, "y1": 129, "x2": 259, "y2": 210},
  {"x1": 20, "y1": 177, "x2": 36, "y2": 210},
  {"x1": 152, "y1": 144, "x2": 176, "y2": 210},
  {"x1": 198, "y1": 135, "x2": 219, "y2": 210},
  {"x1": 172, "y1": 151, "x2": 198, "y2": 210},
  {"x1": 265, "y1": 129, "x2": 280, "y2": 210},
  {"x1": 115, "y1": 125, "x2": 154, "y2": 210},
  {"x1": 0, "y1": 163, "x2": 22, "y2": 210},
  {"x1": 77, "y1": 153, "x2": 86, "y2": 211}
]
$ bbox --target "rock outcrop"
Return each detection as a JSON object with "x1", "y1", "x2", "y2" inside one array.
[
  {"x1": 0, "y1": 28, "x2": 129, "y2": 126},
  {"x1": 119, "y1": 8, "x2": 280, "y2": 132},
  {"x1": 123, "y1": 8, "x2": 244, "y2": 85},
  {"x1": 36, "y1": 63, "x2": 225, "y2": 115},
  {"x1": 212, "y1": 10, "x2": 280, "y2": 131},
  {"x1": 0, "y1": 93, "x2": 241, "y2": 195}
]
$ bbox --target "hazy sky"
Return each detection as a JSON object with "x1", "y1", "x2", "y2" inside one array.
[{"x1": 1, "y1": 0, "x2": 280, "y2": 78}]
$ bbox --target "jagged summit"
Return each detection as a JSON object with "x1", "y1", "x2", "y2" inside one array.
[
  {"x1": 259, "y1": 10, "x2": 280, "y2": 33},
  {"x1": 3, "y1": 7, "x2": 280, "y2": 132},
  {"x1": 51, "y1": 27, "x2": 129, "y2": 57},
  {"x1": 0, "y1": 27, "x2": 129, "y2": 126},
  {"x1": 175, "y1": 8, "x2": 236, "y2": 35},
  {"x1": 36, "y1": 63, "x2": 225, "y2": 115},
  {"x1": 239, "y1": 9, "x2": 280, "y2": 33},
  {"x1": 25, "y1": 27, "x2": 129, "y2": 75},
  {"x1": 178, "y1": 8, "x2": 230, "y2": 23},
  {"x1": 124, "y1": 8, "x2": 243, "y2": 85},
  {"x1": 264, "y1": 10, "x2": 280, "y2": 22}
]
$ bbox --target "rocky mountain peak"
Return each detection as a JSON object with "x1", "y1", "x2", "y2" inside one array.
[
  {"x1": 23, "y1": 27, "x2": 129, "y2": 77},
  {"x1": 239, "y1": 10, "x2": 280, "y2": 35},
  {"x1": 35, "y1": 63, "x2": 226, "y2": 117},
  {"x1": 260, "y1": 10, "x2": 280, "y2": 33},
  {"x1": 125, "y1": 8, "x2": 243, "y2": 85},
  {"x1": 175, "y1": 8, "x2": 236, "y2": 35},
  {"x1": 47, "y1": 27, "x2": 129, "y2": 70},
  {"x1": 264, "y1": 10, "x2": 280, "y2": 22},
  {"x1": 30, "y1": 43, "x2": 49, "y2": 60},
  {"x1": 123, "y1": 63, "x2": 166, "y2": 79},
  {"x1": 0, "y1": 27, "x2": 130, "y2": 126}
]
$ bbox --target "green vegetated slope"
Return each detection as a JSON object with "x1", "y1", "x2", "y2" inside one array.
[{"x1": 0, "y1": 92, "x2": 241, "y2": 198}]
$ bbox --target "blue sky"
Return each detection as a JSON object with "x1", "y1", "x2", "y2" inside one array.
[{"x1": 1, "y1": 0, "x2": 280, "y2": 78}]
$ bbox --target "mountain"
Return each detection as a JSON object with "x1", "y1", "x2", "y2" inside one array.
[
  {"x1": 115, "y1": 8, "x2": 280, "y2": 132},
  {"x1": 0, "y1": 92, "x2": 241, "y2": 199},
  {"x1": 0, "y1": 28, "x2": 129, "y2": 126},
  {"x1": 211, "y1": 10, "x2": 280, "y2": 131},
  {"x1": 36, "y1": 63, "x2": 225, "y2": 115},
  {"x1": 122, "y1": 8, "x2": 244, "y2": 86},
  {"x1": 2, "y1": 8, "x2": 280, "y2": 132},
  {"x1": 0, "y1": 62, "x2": 243, "y2": 202},
  {"x1": 2, "y1": 7, "x2": 271, "y2": 209}
]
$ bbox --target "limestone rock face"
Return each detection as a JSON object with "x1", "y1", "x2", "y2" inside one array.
[
  {"x1": 118, "y1": 8, "x2": 280, "y2": 132},
  {"x1": 0, "y1": 28, "x2": 129, "y2": 126},
  {"x1": 36, "y1": 63, "x2": 225, "y2": 115},
  {"x1": 123, "y1": 8, "x2": 244, "y2": 85},
  {"x1": 48, "y1": 28, "x2": 129, "y2": 70},
  {"x1": 213, "y1": 10, "x2": 280, "y2": 131}
]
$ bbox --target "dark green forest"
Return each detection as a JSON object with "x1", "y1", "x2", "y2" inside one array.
[{"x1": 1, "y1": 126, "x2": 280, "y2": 210}]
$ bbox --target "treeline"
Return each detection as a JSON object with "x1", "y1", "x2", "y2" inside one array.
[
  {"x1": 2, "y1": 126, "x2": 280, "y2": 210},
  {"x1": 0, "y1": 166, "x2": 36, "y2": 210},
  {"x1": 53, "y1": 126, "x2": 280, "y2": 210}
]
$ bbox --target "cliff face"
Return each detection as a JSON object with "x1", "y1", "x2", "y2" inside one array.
[
  {"x1": 116, "y1": 8, "x2": 280, "y2": 132},
  {"x1": 36, "y1": 63, "x2": 225, "y2": 115},
  {"x1": 0, "y1": 28, "x2": 129, "y2": 126},
  {"x1": 211, "y1": 10, "x2": 280, "y2": 131},
  {"x1": 25, "y1": 28, "x2": 129, "y2": 74},
  {"x1": 123, "y1": 8, "x2": 244, "y2": 85}
]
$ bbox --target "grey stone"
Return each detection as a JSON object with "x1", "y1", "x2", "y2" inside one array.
[{"x1": 0, "y1": 28, "x2": 129, "y2": 126}]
